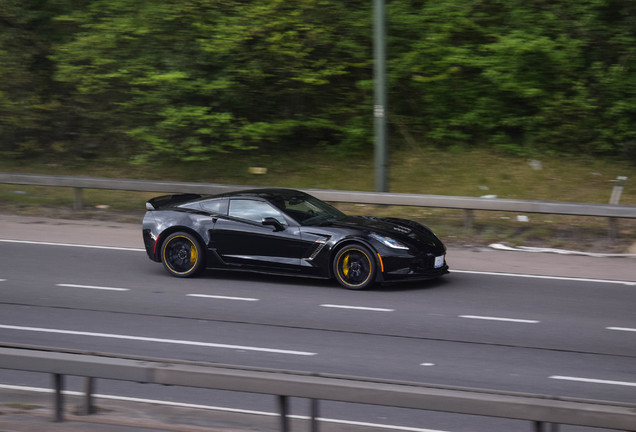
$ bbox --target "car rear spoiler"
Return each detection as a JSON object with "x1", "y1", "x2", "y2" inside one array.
[{"x1": 146, "y1": 194, "x2": 202, "y2": 211}]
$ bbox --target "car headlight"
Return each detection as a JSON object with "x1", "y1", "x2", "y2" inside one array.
[{"x1": 369, "y1": 233, "x2": 409, "y2": 250}]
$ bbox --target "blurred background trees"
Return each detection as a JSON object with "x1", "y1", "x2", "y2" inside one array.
[{"x1": 1, "y1": 0, "x2": 635, "y2": 163}]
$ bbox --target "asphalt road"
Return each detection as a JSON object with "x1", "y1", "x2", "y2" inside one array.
[{"x1": 1, "y1": 215, "x2": 635, "y2": 432}]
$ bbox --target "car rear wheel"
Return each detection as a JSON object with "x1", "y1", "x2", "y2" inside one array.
[
  {"x1": 333, "y1": 245, "x2": 376, "y2": 290},
  {"x1": 161, "y1": 232, "x2": 205, "y2": 277}
]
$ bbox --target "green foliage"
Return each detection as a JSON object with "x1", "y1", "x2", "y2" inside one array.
[
  {"x1": 1, "y1": 0, "x2": 636, "y2": 162},
  {"x1": 388, "y1": 0, "x2": 636, "y2": 157},
  {"x1": 0, "y1": 0, "x2": 77, "y2": 158},
  {"x1": 47, "y1": 0, "x2": 372, "y2": 162}
]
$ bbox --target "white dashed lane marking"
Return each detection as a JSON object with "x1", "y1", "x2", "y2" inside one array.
[
  {"x1": 606, "y1": 327, "x2": 636, "y2": 333},
  {"x1": 187, "y1": 294, "x2": 259, "y2": 301},
  {"x1": 459, "y1": 315, "x2": 540, "y2": 324},
  {"x1": 57, "y1": 283, "x2": 130, "y2": 292},
  {"x1": 320, "y1": 304, "x2": 395, "y2": 312}
]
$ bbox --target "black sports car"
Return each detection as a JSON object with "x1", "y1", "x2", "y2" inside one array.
[{"x1": 142, "y1": 188, "x2": 448, "y2": 289}]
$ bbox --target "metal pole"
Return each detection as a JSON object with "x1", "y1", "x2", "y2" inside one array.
[
  {"x1": 278, "y1": 395, "x2": 289, "y2": 432},
  {"x1": 609, "y1": 176, "x2": 627, "y2": 205},
  {"x1": 53, "y1": 373, "x2": 64, "y2": 422},
  {"x1": 82, "y1": 377, "x2": 96, "y2": 415},
  {"x1": 73, "y1": 187, "x2": 83, "y2": 210},
  {"x1": 310, "y1": 398, "x2": 320, "y2": 432},
  {"x1": 374, "y1": 0, "x2": 388, "y2": 192},
  {"x1": 608, "y1": 176, "x2": 627, "y2": 240},
  {"x1": 464, "y1": 209, "x2": 474, "y2": 232}
]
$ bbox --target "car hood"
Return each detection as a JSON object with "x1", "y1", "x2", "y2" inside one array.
[{"x1": 325, "y1": 216, "x2": 445, "y2": 251}]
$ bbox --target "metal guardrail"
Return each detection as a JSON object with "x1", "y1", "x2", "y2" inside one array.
[
  {"x1": 0, "y1": 345, "x2": 635, "y2": 431},
  {"x1": 1, "y1": 172, "x2": 635, "y2": 236}
]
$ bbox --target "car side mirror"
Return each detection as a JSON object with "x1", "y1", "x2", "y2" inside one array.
[{"x1": 262, "y1": 217, "x2": 285, "y2": 232}]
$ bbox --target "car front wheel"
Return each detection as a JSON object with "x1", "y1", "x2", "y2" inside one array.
[
  {"x1": 333, "y1": 245, "x2": 377, "y2": 290},
  {"x1": 161, "y1": 232, "x2": 205, "y2": 277}
]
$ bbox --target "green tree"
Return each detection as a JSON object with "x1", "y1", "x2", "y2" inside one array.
[
  {"x1": 2, "y1": 0, "x2": 636, "y2": 163},
  {"x1": 0, "y1": 0, "x2": 81, "y2": 158},
  {"x1": 388, "y1": 0, "x2": 636, "y2": 158},
  {"x1": 52, "y1": 0, "x2": 372, "y2": 162}
]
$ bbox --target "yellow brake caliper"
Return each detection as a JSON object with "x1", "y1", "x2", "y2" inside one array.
[
  {"x1": 342, "y1": 254, "x2": 350, "y2": 277},
  {"x1": 189, "y1": 241, "x2": 197, "y2": 265}
]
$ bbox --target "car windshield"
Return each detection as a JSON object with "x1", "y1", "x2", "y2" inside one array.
[{"x1": 273, "y1": 193, "x2": 346, "y2": 226}]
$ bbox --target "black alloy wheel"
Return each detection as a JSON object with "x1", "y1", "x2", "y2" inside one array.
[
  {"x1": 161, "y1": 232, "x2": 205, "y2": 277},
  {"x1": 333, "y1": 244, "x2": 377, "y2": 290}
]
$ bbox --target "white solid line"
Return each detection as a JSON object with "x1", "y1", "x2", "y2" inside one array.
[
  {"x1": 0, "y1": 238, "x2": 144, "y2": 252},
  {"x1": 452, "y1": 270, "x2": 636, "y2": 286},
  {"x1": 489, "y1": 243, "x2": 636, "y2": 258},
  {"x1": 606, "y1": 326, "x2": 636, "y2": 333},
  {"x1": 320, "y1": 304, "x2": 395, "y2": 312},
  {"x1": 187, "y1": 294, "x2": 259, "y2": 301},
  {"x1": 0, "y1": 384, "x2": 449, "y2": 432},
  {"x1": 0, "y1": 324, "x2": 316, "y2": 356},
  {"x1": 459, "y1": 315, "x2": 540, "y2": 324},
  {"x1": 312, "y1": 417, "x2": 448, "y2": 432},
  {"x1": 56, "y1": 283, "x2": 130, "y2": 292},
  {"x1": 550, "y1": 376, "x2": 636, "y2": 387}
]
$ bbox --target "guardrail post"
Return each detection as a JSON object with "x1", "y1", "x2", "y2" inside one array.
[
  {"x1": 608, "y1": 176, "x2": 627, "y2": 241},
  {"x1": 464, "y1": 209, "x2": 474, "y2": 232},
  {"x1": 608, "y1": 218, "x2": 618, "y2": 241},
  {"x1": 82, "y1": 377, "x2": 96, "y2": 415},
  {"x1": 534, "y1": 421, "x2": 560, "y2": 432},
  {"x1": 278, "y1": 395, "x2": 290, "y2": 432},
  {"x1": 310, "y1": 398, "x2": 320, "y2": 432},
  {"x1": 73, "y1": 187, "x2": 83, "y2": 211},
  {"x1": 53, "y1": 373, "x2": 64, "y2": 422}
]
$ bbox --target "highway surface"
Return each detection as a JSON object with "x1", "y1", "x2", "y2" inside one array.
[{"x1": 1, "y1": 215, "x2": 635, "y2": 432}]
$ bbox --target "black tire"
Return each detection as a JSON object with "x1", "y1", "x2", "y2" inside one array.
[
  {"x1": 333, "y1": 244, "x2": 377, "y2": 290},
  {"x1": 161, "y1": 232, "x2": 205, "y2": 278}
]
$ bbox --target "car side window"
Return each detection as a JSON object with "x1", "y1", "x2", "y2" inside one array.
[
  {"x1": 200, "y1": 198, "x2": 224, "y2": 214},
  {"x1": 228, "y1": 199, "x2": 287, "y2": 225}
]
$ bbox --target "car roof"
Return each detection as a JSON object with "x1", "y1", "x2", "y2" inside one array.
[{"x1": 217, "y1": 188, "x2": 308, "y2": 200}]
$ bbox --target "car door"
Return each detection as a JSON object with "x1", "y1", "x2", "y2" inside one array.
[{"x1": 212, "y1": 198, "x2": 310, "y2": 270}]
